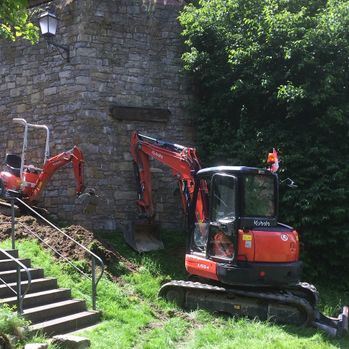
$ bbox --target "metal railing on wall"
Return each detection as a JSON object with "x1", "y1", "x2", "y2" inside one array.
[{"x1": 1, "y1": 198, "x2": 104, "y2": 310}]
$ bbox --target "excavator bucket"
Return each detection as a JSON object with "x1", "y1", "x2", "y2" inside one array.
[
  {"x1": 76, "y1": 190, "x2": 98, "y2": 213},
  {"x1": 123, "y1": 221, "x2": 164, "y2": 252}
]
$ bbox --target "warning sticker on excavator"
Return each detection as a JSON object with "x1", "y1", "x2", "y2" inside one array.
[
  {"x1": 245, "y1": 241, "x2": 252, "y2": 248},
  {"x1": 242, "y1": 234, "x2": 252, "y2": 241}
]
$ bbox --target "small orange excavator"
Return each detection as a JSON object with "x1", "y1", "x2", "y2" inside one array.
[
  {"x1": 125, "y1": 131, "x2": 348, "y2": 337},
  {"x1": 0, "y1": 118, "x2": 95, "y2": 211}
]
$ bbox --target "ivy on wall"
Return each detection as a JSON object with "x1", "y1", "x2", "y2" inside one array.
[{"x1": 0, "y1": 0, "x2": 38, "y2": 42}]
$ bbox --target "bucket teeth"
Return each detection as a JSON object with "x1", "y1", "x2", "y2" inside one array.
[{"x1": 76, "y1": 189, "x2": 98, "y2": 213}]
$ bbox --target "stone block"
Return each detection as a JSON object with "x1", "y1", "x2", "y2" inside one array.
[
  {"x1": 51, "y1": 335, "x2": 90, "y2": 349},
  {"x1": 76, "y1": 76, "x2": 91, "y2": 84},
  {"x1": 76, "y1": 47, "x2": 97, "y2": 57},
  {"x1": 24, "y1": 344, "x2": 48, "y2": 349},
  {"x1": 30, "y1": 92, "x2": 41, "y2": 104},
  {"x1": 44, "y1": 87, "x2": 57, "y2": 96},
  {"x1": 10, "y1": 88, "x2": 21, "y2": 97},
  {"x1": 16, "y1": 104, "x2": 27, "y2": 113},
  {"x1": 59, "y1": 71, "x2": 72, "y2": 79}
]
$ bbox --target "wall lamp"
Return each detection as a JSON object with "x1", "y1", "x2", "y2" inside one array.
[{"x1": 39, "y1": 8, "x2": 70, "y2": 63}]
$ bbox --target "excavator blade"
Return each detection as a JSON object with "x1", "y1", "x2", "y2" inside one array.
[
  {"x1": 313, "y1": 305, "x2": 348, "y2": 337},
  {"x1": 76, "y1": 190, "x2": 98, "y2": 214},
  {"x1": 123, "y1": 221, "x2": 164, "y2": 252}
]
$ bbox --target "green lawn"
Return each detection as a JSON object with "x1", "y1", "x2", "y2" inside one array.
[{"x1": 0, "y1": 230, "x2": 348, "y2": 349}]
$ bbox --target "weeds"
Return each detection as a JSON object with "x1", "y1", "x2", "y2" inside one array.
[{"x1": 0, "y1": 232, "x2": 348, "y2": 349}]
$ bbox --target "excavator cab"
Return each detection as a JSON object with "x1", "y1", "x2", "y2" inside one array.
[
  {"x1": 187, "y1": 166, "x2": 302, "y2": 287},
  {"x1": 205, "y1": 169, "x2": 278, "y2": 263}
]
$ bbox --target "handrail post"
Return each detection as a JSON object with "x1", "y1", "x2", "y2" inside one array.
[
  {"x1": 92, "y1": 257, "x2": 96, "y2": 310},
  {"x1": 11, "y1": 199, "x2": 15, "y2": 250},
  {"x1": 16, "y1": 265, "x2": 23, "y2": 314},
  {"x1": 0, "y1": 249, "x2": 30, "y2": 315},
  {"x1": 14, "y1": 198, "x2": 105, "y2": 311}
]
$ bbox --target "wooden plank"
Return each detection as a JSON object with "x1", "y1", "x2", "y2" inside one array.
[
  {"x1": 28, "y1": 0, "x2": 52, "y2": 8},
  {"x1": 109, "y1": 105, "x2": 170, "y2": 123}
]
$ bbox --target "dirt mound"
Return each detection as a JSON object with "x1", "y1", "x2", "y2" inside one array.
[{"x1": 0, "y1": 213, "x2": 138, "y2": 274}]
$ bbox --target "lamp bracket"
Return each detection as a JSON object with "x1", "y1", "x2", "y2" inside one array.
[{"x1": 46, "y1": 37, "x2": 70, "y2": 63}]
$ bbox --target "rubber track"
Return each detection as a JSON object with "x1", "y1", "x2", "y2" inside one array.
[{"x1": 159, "y1": 280, "x2": 316, "y2": 326}]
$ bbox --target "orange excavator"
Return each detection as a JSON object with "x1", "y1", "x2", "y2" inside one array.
[
  {"x1": 125, "y1": 131, "x2": 348, "y2": 337},
  {"x1": 0, "y1": 118, "x2": 95, "y2": 211}
]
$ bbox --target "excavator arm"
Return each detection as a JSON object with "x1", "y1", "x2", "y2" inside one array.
[
  {"x1": 26, "y1": 146, "x2": 85, "y2": 203},
  {"x1": 125, "y1": 131, "x2": 208, "y2": 252},
  {"x1": 131, "y1": 132, "x2": 206, "y2": 221}
]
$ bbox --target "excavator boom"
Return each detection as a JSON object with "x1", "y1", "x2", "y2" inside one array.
[
  {"x1": 125, "y1": 131, "x2": 207, "y2": 252},
  {"x1": 27, "y1": 146, "x2": 85, "y2": 203}
]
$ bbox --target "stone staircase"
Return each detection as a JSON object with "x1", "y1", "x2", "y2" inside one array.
[{"x1": 0, "y1": 249, "x2": 101, "y2": 336}]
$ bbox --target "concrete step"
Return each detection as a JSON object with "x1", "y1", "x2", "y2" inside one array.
[
  {"x1": 23, "y1": 299, "x2": 87, "y2": 323},
  {"x1": 29, "y1": 310, "x2": 101, "y2": 336},
  {"x1": 0, "y1": 288, "x2": 71, "y2": 309},
  {"x1": 0, "y1": 249, "x2": 102, "y2": 336},
  {"x1": 0, "y1": 258, "x2": 31, "y2": 271},
  {"x1": 0, "y1": 249, "x2": 18, "y2": 260},
  {"x1": 0, "y1": 277, "x2": 58, "y2": 298},
  {"x1": 0, "y1": 268, "x2": 44, "y2": 283}
]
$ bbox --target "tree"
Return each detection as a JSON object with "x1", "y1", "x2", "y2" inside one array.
[
  {"x1": 0, "y1": 0, "x2": 39, "y2": 43},
  {"x1": 179, "y1": 0, "x2": 349, "y2": 281}
]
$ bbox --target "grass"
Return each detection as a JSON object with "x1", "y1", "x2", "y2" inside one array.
[{"x1": 0, "y1": 230, "x2": 349, "y2": 349}]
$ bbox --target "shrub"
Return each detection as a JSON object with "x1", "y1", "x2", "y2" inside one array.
[
  {"x1": 0, "y1": 304, "x2": 29, "y2": 336},
  {"x1": 179, "y1": 0, "x2": 349, "y2": 281}
]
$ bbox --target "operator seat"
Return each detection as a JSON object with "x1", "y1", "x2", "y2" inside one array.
[{"x1": 4, "y1": 154, "x2": 21, "y2": 177}]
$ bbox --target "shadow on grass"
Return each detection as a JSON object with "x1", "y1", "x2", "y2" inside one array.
[{"x1": 96, "y1": 228, "x2": 187, "y2": 280}]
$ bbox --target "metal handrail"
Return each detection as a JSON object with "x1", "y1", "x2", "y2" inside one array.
[
  {"x1": 9, "y1": 198, "x2": 105, "y2": 310},
  {"x1": 0, "y1": 248, "x2": 31, "y2": 315}
]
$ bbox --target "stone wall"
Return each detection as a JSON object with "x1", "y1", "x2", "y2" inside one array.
[{"x1": 0, "y1": 0, "x2": 195, "y2": 232}]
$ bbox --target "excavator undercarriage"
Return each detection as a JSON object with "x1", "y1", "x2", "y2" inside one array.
[{"x1": 160, "y1": 280, "x2": 348, "y2": 337}]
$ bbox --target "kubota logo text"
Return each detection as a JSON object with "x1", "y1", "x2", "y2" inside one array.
[
  {"x1": 254, "y1": 220, "x2": 271, "y2": 227},
  {"x1": 152, "y1": 151, "x2": 163, "y2": 159}
]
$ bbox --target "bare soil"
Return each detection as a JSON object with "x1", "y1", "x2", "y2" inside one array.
[{"x1": 0, "y1": 213, "x2": 138, "y2": 273}]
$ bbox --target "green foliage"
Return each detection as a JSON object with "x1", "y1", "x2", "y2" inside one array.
[
  {"x1": 179, "y1": 0, "x2": 349, "y2": 280},
  {"x1": 0, "y1": 0, "x2": 39, "y2": 43},
  {"x1": 0, "y1": 304, "x2": 29, "y2": 337}
]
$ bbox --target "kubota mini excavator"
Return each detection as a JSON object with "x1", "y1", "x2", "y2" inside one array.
[
  {"x1": 125, "y1": 131, "x2": 348, "y2": 337},
  {"x1": 0, "y1": 118, "x2": 96, "y2": 211}
]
